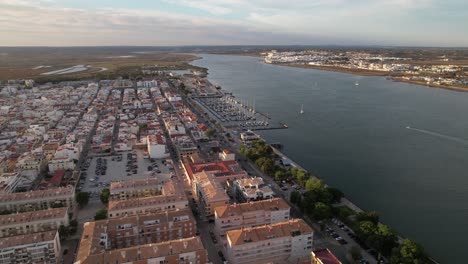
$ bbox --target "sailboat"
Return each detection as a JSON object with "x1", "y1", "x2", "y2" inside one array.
[
  {"x1": 300, "y1": 104, "x2": 304, "y2": 114},
  {"x1": 355, "y1": 81, "x2": 360, "y2": 86}
]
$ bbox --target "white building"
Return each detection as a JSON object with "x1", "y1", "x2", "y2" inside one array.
[
  {"x1": 240, "y1": 130, "x2": 261, "y2": 144},
  {"x1": 48, "y1": 156, "x2": 74, "y2": 173},
  {"x1": 234, "y1": 177, "x2": 275, "y2": 201},
  {"x1": 0, "y1": 230, "x2": 61, "y2": 264},
  {"x1": 146, "y1": 134, "x2": 169, "y2": 159},
  {"x1": 219, "y1": 149, "x2": 235, "y2": 161}
]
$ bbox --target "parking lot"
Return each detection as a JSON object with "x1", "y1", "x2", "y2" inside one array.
[{"x1": 78, "y1": 149, "x2": 174, "y2": 197}]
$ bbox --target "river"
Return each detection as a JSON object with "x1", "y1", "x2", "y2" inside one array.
[{"x1": 191, "y1": 54, "x2": 468, "y2": 263}]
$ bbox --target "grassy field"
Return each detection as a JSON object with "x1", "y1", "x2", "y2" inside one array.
[{"x1": 0, "y1": 48, "x2": 201, "y2": 81}]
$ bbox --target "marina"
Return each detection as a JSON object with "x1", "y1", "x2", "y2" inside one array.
[{"x1": 192, "y1": 93, "x2": 287, "y2": 131}]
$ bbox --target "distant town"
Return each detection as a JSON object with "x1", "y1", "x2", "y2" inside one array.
[
  {"x1": 263, "y1": 50, "x2": 468, "y2": 91},
  {"x1": 0, "y1": 67, "x2": 431, "y2": 264}
]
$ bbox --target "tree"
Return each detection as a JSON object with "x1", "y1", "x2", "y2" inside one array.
[
  {"x1": 305, "y1": 178, "x2": 324, "y2": 191},
  {"x1": 69, "y1": 219, "x2": 78, "y2": 227},
  {"x1": 355, "y1": 220, "x2": 376, "y2": 240},
  {"x1": 312, "y1": 202, "x2": 332, "y2": 220},
  {"x1": 349, "y1": 246, "x2": 362, "y2": 261},
  {"x1": 369, "y1": 224, "x2": 398, "y2": 257},
  {"x1": 326, "y1": 187, "x2": 344, "y2": 203},
  {"x1": 333, "y1": 206, "x2": 355, "y2": 221},
  {"x1": 356, "y1": 211, "x2": 380, "y2": 225},
  {"x1": 255, "y1": 157, "x2": 275, "y2": 175},
  {"x1": 390, "y1": 239, "x2": 430, "y2": 264},
  {"x1": 94, "y1": 209, "x2": 108, "y2": 220},
  {"x1": 296, "y1": 171, "x2": 309, "y2": 186},
  {"x1": 274, "y1": 170, "x2": 286, "y2": 182},
  {"x1": 301, "y1": 190, "x2": 320, "y2": 213},
  {"x1": 239, "y1": 145, "x2": 246, "y2": 155},
  {"x1": 290, "y1": 167, "x2": 298, "y2": 178},
  {"x1": 100, "y1": 188, "x2": 110, "y2": 204},
  {"x1": 290, "y1": 190, "x2": 302, "y2": 204},
  {"x1": 206, "y1": 128, "x2": 216, "y2": 138},
  {"x1": 75, "y1": 192, "x2": 90, "y2": 208},
  {"x1": 58, "y1": 225, "x2": 69, "y2": 239}
]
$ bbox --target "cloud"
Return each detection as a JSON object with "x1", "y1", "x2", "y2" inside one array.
[
  {"x1": 0, "y1": 1, "x2": 318, "y2": 46},
  {"x1": 0, "y1": 0, "x2": 466, "y2": 46}
]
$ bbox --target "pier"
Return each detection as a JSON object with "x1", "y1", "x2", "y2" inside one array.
[{"x1": 249, "y1": 123, "x2": 288, "y2": 131}]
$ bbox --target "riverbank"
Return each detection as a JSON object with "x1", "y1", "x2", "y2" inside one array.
[
  {"x1": 279, "y1": 62, "x2": 468, "y2": 93},
  {"x1": 391, "y1": 77, "x2": 468, "y2": 92},
  {"x1": 285, "y1": 63, "x2": 390, "y2": 76}
]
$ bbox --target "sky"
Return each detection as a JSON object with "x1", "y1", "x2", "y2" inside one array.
[{"x1": 0, "y1": 0, "x2": 467, "y2": 47}]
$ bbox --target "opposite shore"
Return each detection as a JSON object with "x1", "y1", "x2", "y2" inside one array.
[{"x1": 280, "y1": 63, "x2": 468, "y2": 92}]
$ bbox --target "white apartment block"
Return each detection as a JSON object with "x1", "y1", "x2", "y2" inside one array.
[
  {"x1": 226, "y1": 219, "x2": 314, "y2": 264},
  {"x1": 0, "y1": 230, "x2": 61, "y2": 264}
]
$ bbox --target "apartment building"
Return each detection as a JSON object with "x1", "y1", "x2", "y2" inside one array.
[
  {"x1": 0, "y1": 186, "x2": 74, "y2": 213},
  {"x1": 107, "y1": 180, "x2": 188, "y2": 218},
  {"x1": 192, "y1": 171, "x2": 230, "y2": 217},
  {"x1": 226, "y1": 219, "x2": 314, "y2": 264},
  {"x1": 174, "y1": 136, "x2": 199, "y2": 159},
  {"x1": 0, "y1": 207, "x2": 68, "y2": 238},
  {"x1": 0, "y1": 230, "x2": 61, "y2": 264},
  {"x1": 75, "y1": 235, "x2": 207, "y2": 264},
  {"x1": 79, "y1": 209, "x2": 196, "y2": 252},
  {"x1": 214, "y1": 198, "x2": 290, "y2": 235},
  {"x1": 109, "y1": 178, "x2": 162, "y2": 201},
  {"x1": 182, "y1": 158, "x2": 248, "y2": 184},
  {"x1": 48, "y1": 156, "x2": 75, "y2": 174},
  {"x1": 233, "y1": 177, "x2": 275, "y2": 202}
]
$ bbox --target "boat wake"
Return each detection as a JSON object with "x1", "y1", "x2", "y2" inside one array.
[{"x1": 406, "y1": 126, "x2": 468, "y2": 146}]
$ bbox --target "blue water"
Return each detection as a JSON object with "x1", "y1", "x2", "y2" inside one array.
[{"x1": 191, "y1": 54, "x2": 468, "y2": 264}]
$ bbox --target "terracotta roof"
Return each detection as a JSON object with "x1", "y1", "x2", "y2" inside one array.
[
  {"x1": 0, "y1": 207, "x2": 67, "y2": 227},
  {"x1": 76, "y1": 236, "x2": 205, "y2": 264},
  {"x1": 110, "y1": 178, "x2": 161, "y2": 194},
  {"x1": 227, "y1": 219, "x2": 313, "y2": 246},
  {"x1": 0, "y1": 230, "x2": 57, "y2": 248},
  {"x1": 0, "y1": 186, "x2": 74, "y2": 203},
  {"x1": 214, "y1": 198, "x2": 289, "y2": 218}
]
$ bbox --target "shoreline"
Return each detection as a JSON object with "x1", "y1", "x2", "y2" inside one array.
[
  {"x1": 191, "y1": 57, "x2": 438, "y2": 263},
  {"x1": 278, "y1": 62, "x2": 468, "y2": 92}
]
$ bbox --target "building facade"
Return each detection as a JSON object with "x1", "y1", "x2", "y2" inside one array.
[
  {"x1": 233, "y1": 177, "x2": 275, "y2": 202},
  {"x1": 0, "y1": 230, "x2": 61, "y2": 264},
  {"x1": 192, "y1": 171, "x2": 230, "y2": 217},
  {"x1": 0, "y1": 207, "x2": 68, "y2": 238},
  {"x1": 226, "y1": 219, "x2": 314, "y2": 264},
  {"x1": 0, "y1": 186, "x2": 74, "y2": 213},
  {"x1": 214, "y1": 198, "x2": 290, "y2": 235}
]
